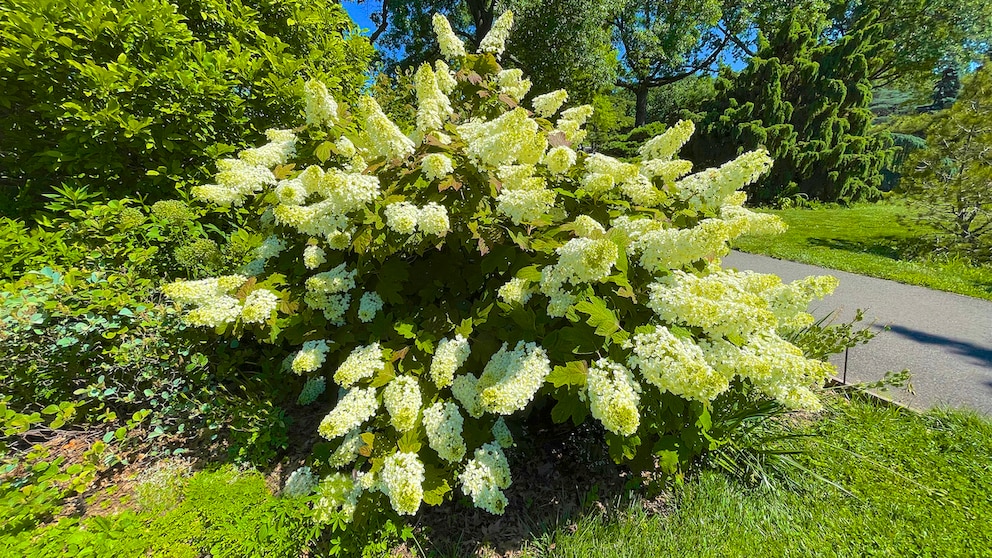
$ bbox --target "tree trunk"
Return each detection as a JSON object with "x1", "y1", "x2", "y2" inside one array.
[{"x1": 635, "y1": 83, "x2": 650, "y2": 127}]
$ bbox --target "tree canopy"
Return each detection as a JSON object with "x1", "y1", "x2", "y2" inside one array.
[{"x1": 684, "y1": 10, "x2": 895, "y2": 203}]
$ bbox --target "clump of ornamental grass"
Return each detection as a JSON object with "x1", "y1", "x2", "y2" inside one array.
[{"x1": 162, "y1": 12, "x2": 838, "y2": 522}]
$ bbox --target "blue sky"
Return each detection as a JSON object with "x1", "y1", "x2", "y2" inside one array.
[{"x1": 342, "y1": 2, "x2": 377, "y2": 36}]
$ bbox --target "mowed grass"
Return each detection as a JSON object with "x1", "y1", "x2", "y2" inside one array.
[
  {"x1": 523, "y1": 396, "x2": 992, "y2": 558},
  {"x1": 733, "y1": 201, "x2": 992, "y2": 300}
]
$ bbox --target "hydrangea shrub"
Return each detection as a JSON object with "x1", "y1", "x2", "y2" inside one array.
[{"x1": 164, "y1": 13, "x2": 838, "y2": 520}]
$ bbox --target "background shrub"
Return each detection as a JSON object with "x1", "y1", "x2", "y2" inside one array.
[{"x1": 0, "y1": 0, "x2": 372, "y2": 216}]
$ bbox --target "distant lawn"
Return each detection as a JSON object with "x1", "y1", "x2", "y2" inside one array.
[
  {"x1": 732, "y1": 201, "x2": 992, "y2": 301},
  {"x1": 527, "y1": 395, "x2": 992, "y2": 557}
]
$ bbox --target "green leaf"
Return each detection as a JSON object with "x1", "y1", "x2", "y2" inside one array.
[
  {"x1": 397, "y1": 428, "x2": 422, "y2": 453},
  {"x1": 454, "y1": 318, "x2": 473, "y2": 338},
  {"x1": 575, "y1": 296, "x2": 621, "y2": 338},
  {"x1": 422, "y1": 476, "x2": 451, "y2": 506},
  {"x1": 550, "y1": 392, "x2": 588, "y2": 426},
  {"x1": 515, "y1": 265, "x2": 543, "y2": 281},
  {"x1": 315, "y1": 141, "x2": 334, "y2": 162},
  {"x1": 546, "y1": 361, "x2": 588, "y2": 388},
  {"x1": 606, "y1": 432, "x2": 641, "y2": 463},
  {"x1": 394, "y1": 321, "x2": 417, "y2": 339}
]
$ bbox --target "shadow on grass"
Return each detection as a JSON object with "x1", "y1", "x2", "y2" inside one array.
[
  {"x1": 886, "y1": 324, "x2": 992, "y2": 370},
  {"x1": 806, "y1": 236, "x2": 930, "y2": 261}
]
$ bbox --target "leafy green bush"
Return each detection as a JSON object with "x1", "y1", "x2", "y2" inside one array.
[
  {"x1": 0, "y1": 193, "x2": 305, "y2": 462},
  {"x1": 902, "y1": 64, "x2": 992, "y2": 262},
  {"x1": 162, "y1": 13, "x2": 841, "y2": 523},
  {"x1": 684, "y1": 11, "x2": 895, "y2": 204},
  {"x1": 599, "y1": 121, "x2": 668, "y2": 159},
  {"x1": 0, "y1": 0, "x2": 372, "y2": 216}
]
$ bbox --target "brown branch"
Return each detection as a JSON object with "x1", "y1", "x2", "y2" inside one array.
[{"x1": 368, "y1": 1, "x2": 390, "y2": 44}]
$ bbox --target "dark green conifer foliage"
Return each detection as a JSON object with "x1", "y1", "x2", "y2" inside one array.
[{"x1": 684, "y1": 12, "x2": 895, "y2": 203}]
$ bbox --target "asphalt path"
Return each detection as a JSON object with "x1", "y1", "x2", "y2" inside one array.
[{"x1": 723, "y1": 251, "x2": 992, "y2": 415}]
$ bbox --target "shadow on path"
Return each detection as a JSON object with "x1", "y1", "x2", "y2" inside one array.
[{"x1": 886, "y1": 324, "x2": 992, "y2": 368}]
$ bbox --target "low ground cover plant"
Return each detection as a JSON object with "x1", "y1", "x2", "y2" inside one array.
[{"x1": 161, "y1": 13, "x2": 841, "y2": 524}]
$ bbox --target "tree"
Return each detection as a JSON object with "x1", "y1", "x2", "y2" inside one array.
[
  {"x1": 827, "y1": 0, "x2": 992, "y2": 88},
  {"x1": 612, "y1": 0, "x2": 756, "y2": 127},
  {"x1": 0, "y1": 0, "x2": 372, "y2": 216},
  {"x1": 366, "y1": 0, "x2": 619, "y2": 101},
  {"x1": 903, "y1": 65, "x2": 992, "y2": 261},
  {"x1": 505, "y1": 0, "x2": 620, "y2": 101},
  {"x1": 684, "y1": 11, "x2": 895, "y2": 203}
]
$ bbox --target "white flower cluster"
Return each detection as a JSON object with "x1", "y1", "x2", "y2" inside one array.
[
  {"x1": 648, "y1": 270, "x2": 804, "y2": 339},
  {"x1": 673, "y1": 149, "x2": 773, "y2": 211},
  {"x1": 627, "y1": 327, "x2": 729, "y2": 403},
  {"x1": 318, "y1": 387, "x2": 378, "y2": 440},
  {"x1": 334, "y1": 342, "x2": 385, "y2": 387},
  {"x1": 304, "y1": 80, "x2": 338, "y2": 126},
  {"x1": 631, "y1": 219, "x2": 733, "y2": 272},
  {"x1": 314, "y1": 473, "x2": 362, "y2": 523},
  {"x1": 297, "y1": 376, "x2": 326, "y2": 406},
  {"x1": 498, "y1": 277, "x2": 533, "y2": 306},
  {"x1": 272, "y1": 167, "x2": 379, "y2": 245},
  {"x1": 761, "y1": 275, "x2": 839, "y2": 330},
  {"x1": 459, "y1": 109, "x2": 546, "y2": 169},
  {"x1": 359, "y1": 96, "x2": 415, "y2": 162},
  {"x1": 383, "y1": 376, "x2": 422, "y2": 432},
  {"x1": 422, "y1": 153, "x2": 454, "y2": 181},
  {"x1": 587, "y1": 359, "x2": 641, "y2": 436},
  {"x1": 163, "y1": 275, "x2": 279, "y2": 328},
  {"x1": 192, "y1": 130, "x2": 295, "y2": 206},
  {"x1": 384, "y1": 201, "x2": 450, "y2": 236},
  {"x1": 283, "y1": 466, "x2": 318, "y2": 498},
  {"x1": 476, "y1": 341, "x2": 551, "y2": 414},
  {"x1": 497, "y1": 69, "x2": 532, "y2": 102},
  {"x1": 435, "y1": 60, "x2": 457, "y2": 93},
  {"x1": 495, "y1": 164, "x2": 556, "y2": 224},
  {"x1": 531, "y1": 89, "x2": 568, "y2": 118},
  {"x1": 378, "y1": 452, "x2": 425, "y2": 516},
  {"x1": 240, "y1": 129, "x2": 297, "y2": 169},
  {"x1": 305, "y1": 263, "x2": 357, "y2": 324},
  {"x1": 423, "y1": 401, "x2": 466, "y2": 462},
  {"x1": 292, "y1": 339, "x2": 330, "y2": 374},
  {"x1": 242, "y1": 235, "x2": 286, "y2": 276},
  {"x1": 539, "y1": 237, "x2": 618, "y2": 316},
  {"x1": 327, "y1": 429, "x2": 363, "y2": 468},
  {"x1": 572, "y1": 215, "x2": 606, "y2": 238},
  {"x1": 335, "y1": 136, "x2": 357, "y2": 158},
  {"x1": 415, "y1": 63, "x2": 453, "y2": 133},
  {"x1": 451, "y1": 373, "x2": 484, "y2": 419},
  {"x1": 303, "y1": 245, "x2": 326, "y2": 269},
  {"x1": 432, "y1": 13, "x2": 466, "y2": 59},
  {"x1": 240, "y1": 288, "x2": 278, "y2": 324},
  {"x1": 543, "y1": 145, "x2": 576, "y2": 175},
  {"x1": 357, "y1": 291, "x2": 384, "y2": 323},
  {"x1": 460, "y1": 442, "x2": 512, "y2": 514},
  {"x1": 700, "y1": 334, "x2": 832, "y2": 409},
  {"x1": 556, "y1": 105, "x2": 594, "y2": 144},
  {"x1": 429, "y1": 334, "x2": 471, "y2": 388},
  {"x1": 478, "y1": 11, "x2": 513, "y2": 57},
  {"x1": 640, "y1": 120, "x2": 695, "y2": 161}
]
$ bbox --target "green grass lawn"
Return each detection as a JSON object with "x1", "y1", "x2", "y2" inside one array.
[
  {"x1": 6, "y1": 395, "x2": 991, "y2": 557},
  {"x1": 733, "y1": 201, "x2": 992, "y2": 300},
  {"x1": 526, "y1": 395, "x2": 992, "y2": 557}
]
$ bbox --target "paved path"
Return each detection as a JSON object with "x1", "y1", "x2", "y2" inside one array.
[{"x1": 723, "y1": 252, "x2": 992, "y2": 415}]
